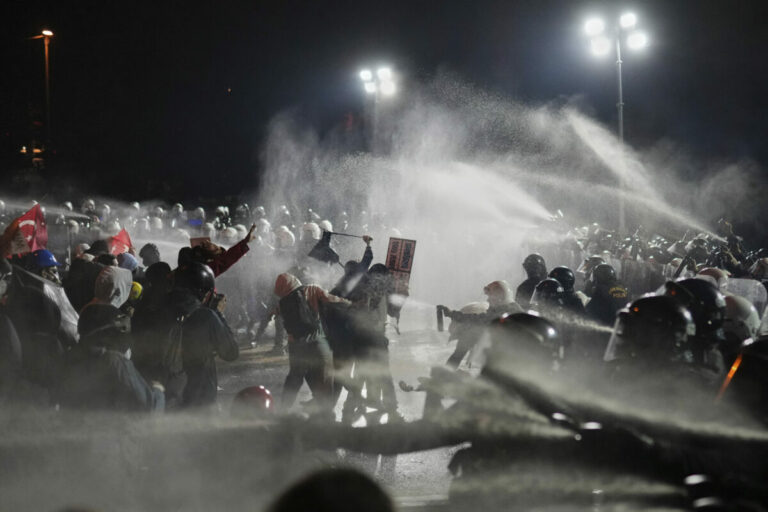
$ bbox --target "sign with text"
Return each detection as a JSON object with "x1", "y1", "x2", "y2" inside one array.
[{"x1": 386, "y1": 237, "x2": 416, "y2": 296}]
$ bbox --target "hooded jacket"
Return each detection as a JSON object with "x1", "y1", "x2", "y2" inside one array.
[{"x1": 87, "y1": 266, "x2": 133, "y2": 309}]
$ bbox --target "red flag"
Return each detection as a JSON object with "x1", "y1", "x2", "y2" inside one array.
[
  {"x1": 109, "y1": 228, "x2": 133, "y2": 255},
  {"x1": 0, "y1": 204, "x2": 48, "y2": 256}
]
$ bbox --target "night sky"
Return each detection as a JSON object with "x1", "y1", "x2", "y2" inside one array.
[{"x1": 1, "y1": 0, "x2": 766, "y2": 200}]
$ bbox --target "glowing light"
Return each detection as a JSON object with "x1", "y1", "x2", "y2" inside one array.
[
  {"x1": 363, "y1": 81, "x2": 377, "y2": 94},
  {"x1": 590, "y1": 36, "x2": 612, "y2": 56},
  {"x1": 42, "y1": 29, "x2": 53, "y2": 37},
  {"x1": 359, "y1": 69, "x2": 373, "y2": 82},
  {"x1": 380, "y1": 80, "x2": 396, "y2": 96},
  {"x1": 619, "y1": 13, "x2": 637, "y2": 28},
  {"x1": 584, "y1": 18, "x2": 605, "y2": 36},
  {"x1": 377, "y1": 67, "x2": 392, "y2": 80},
  {"x1": 627, "y1": 31, "x2": 649, "y2": 49},
  {"x1": 715, "y1": 353, "x2": 742, "y2": 402}
]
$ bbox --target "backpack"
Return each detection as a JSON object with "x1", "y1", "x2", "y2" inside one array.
[
  {"x1": 279, "y1": 286, "x2": 319, "y2": 340},
  {"x1": 162, "y1": 307, "x2": 198, "y2": 391}
]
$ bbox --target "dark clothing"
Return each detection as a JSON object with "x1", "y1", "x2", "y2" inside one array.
[
  {"x1": 131, "y1": 289, "x2": 174, "y2": 384},
  {"x1": 63, "y1": 259, "x2": 105, "y2": 312},
  {"x1": 0, "y1": 313, "x2": 22, "y2": 402},
  {"x1": 5, "y1": 266, "x2": 78, "y2": 390},
  {"x1": 57, "y1": 346, "x2": 164, "y2": 412},
  {"x1": 167, "y1": 288, "x2": 239, "y2": 407},
  {"x1": 282, "y1": 335, "x2": 333, "y2": 410},
  {"x1": 347, "y1": 271, "x2": 398, "y2": 412},
  {"x1": 331, "y1": 246, "x2": 373, "y2": 298},
  {"x1": 586, "y1": 283, "x2": 628, "y2": 326},
  {"x1": 561, "y1": 292, "x2": 586, "y2": 316},
  {"x1": 515, "y1": 278, "x2": 540, "y2": 310}
]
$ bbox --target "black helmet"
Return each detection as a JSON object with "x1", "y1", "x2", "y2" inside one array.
[
  {"x1": 175, "y1": 262, "x2": 215, "y2": 299},
  {"x1": 604, "y1": 295, "x2": 695, "y2": 362},
  {"x1": 592, "y1": 263, "x2": 617, "y2": 286},
  {"x1": 522, "y1": 253, "x2": 547, "y2": 279},
  {"x1": 492, "y1": 312, "x2": 564, "y2": 361},
  {"x1": 531, "y1": 278, "x2": 564, "y2": 307},
  {"x1": 664, "y1": 278, "x2": 726, "y2": 343},
  {"x1": 548, "y1": 266, "x2": 575, "y2": 292}
]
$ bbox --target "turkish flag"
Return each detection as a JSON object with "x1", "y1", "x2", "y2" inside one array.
[
  {"x1": 109, "y1": 228, "x2": 133, "y2": 255},
  {"x1": 0, "y1": 204, "x2": 48, "y2": 256}
]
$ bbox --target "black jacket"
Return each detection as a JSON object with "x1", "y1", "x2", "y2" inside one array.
[
  {"x1": 168, "y1": 288, "x2": 239, "y2": 407},
  {"x1": 57, "y1": 346, "x2": 164, "y2": 412}
]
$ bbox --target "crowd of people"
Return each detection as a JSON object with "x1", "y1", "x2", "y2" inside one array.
[
  {"x1": 0, "y1": 198, "x2": 411, "y2": 421},
  {"x1": 1, "y1": 197, "x2": 767, "y2": 419},
  {"x1": 2, "y1": 196, "x2": 768, "y2": 507}
]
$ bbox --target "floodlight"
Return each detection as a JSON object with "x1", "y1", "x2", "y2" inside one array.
[
  {"x1": 584, "y1": 18, "x2": 605, "y2": 36},
  {"x1": 619, "y1": 13, "x2": 637, "y2": 29},
  {"x1": 627, "y1": 31, "x2": 648, "y2": 49},
  {"x1": 363, "y1": 81, "x2": 377, "y2": 94},
  {"x1": 377, "y1": 67, "x2": 392, "y2": 80},
  {"x1": 380, "y1": 80, "x2": 396, "y2": 96},
  {"x1": 359, "y1": 69, "x2": 373, "y2": 82}
]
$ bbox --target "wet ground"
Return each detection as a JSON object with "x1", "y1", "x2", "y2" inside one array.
[{"x1": 217, "y1": 318, "x2": 462, "y2": 506}]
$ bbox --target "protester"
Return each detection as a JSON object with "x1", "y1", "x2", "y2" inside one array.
[{"x1": 273, "y1": 272, "x2": 349, "y2": 415}]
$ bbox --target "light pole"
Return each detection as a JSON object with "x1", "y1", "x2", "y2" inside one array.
[
  {"x1": 584, "y1": 13, "x2": 648, "y2": 233},
  {"x1": 30, "y1": 29, "x2": 54, "y2": 148},
  {"x1": 359, "y1": 66, "x2": 397, "y2": 153}
]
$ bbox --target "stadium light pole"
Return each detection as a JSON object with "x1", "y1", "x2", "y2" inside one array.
[
  {"x1": 584, "y1": 13, "x2": 649, "y2": 233},
  {"x1": 585, "y1": 13, "x2": 648, "y2": 142},
  {"x1": 359, "y1": 66, "x2": 397, "y2": 154}
]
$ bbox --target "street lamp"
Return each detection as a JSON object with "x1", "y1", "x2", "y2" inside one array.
[
  {"x1": 30, "y1": 29, "x2": 54, "y2": 147},
  {"x1": 358, "y1": 65, "x2": 397, "y2": 154},
  {"x1": 584, "y1": 13, "x2": 648, "y2": 142},
  {"x1": 584, "y1": 13, "x2": 648, "y2": 233}
]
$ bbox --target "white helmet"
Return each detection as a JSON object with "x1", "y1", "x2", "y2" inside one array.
[
  {"x1": 257, "y1": 218, "x2": 271, "y2": 235},
  {"x1": 301, "y1": 222, "x2": 321, "y2": 241},
  {"x1": 66, "y1": 219, "x2": 80, "y2": 234},
  {"x1": 697, "y1": 267, "x2": 729, "y2": 291},
  {"x1": 75, "y1": 243, "x2": 90, "y2": 258},
  {"x1": 105, "y1": 221, "x2": 121, "y2": 236},
  {"x1": 135, "y1": 218, "x2": 151, "y2": 234},
  {"x1": 275, "y1": 226, "x2": 296, "y2": 248},
  {"x1": 318, "y1": 220, "x2": 333, "y2": 233},
  {"x1": 202, "y1": 222, "x2": 216, "y2": 238},
  {"x1": 723, "y1": 295, "x2": 761, "y2": 342},
  {"x1": 220, "y1": 227, "x2": 239, "y2": 244}
]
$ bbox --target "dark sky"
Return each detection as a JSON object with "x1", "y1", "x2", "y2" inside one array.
[{"x1": 1, "y1": 0, "x2": 766, "y2": 199}]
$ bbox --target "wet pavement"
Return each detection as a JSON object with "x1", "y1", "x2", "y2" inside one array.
[{"x1": 217, "y1": 318, "x2": 462, "y2": 504}]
